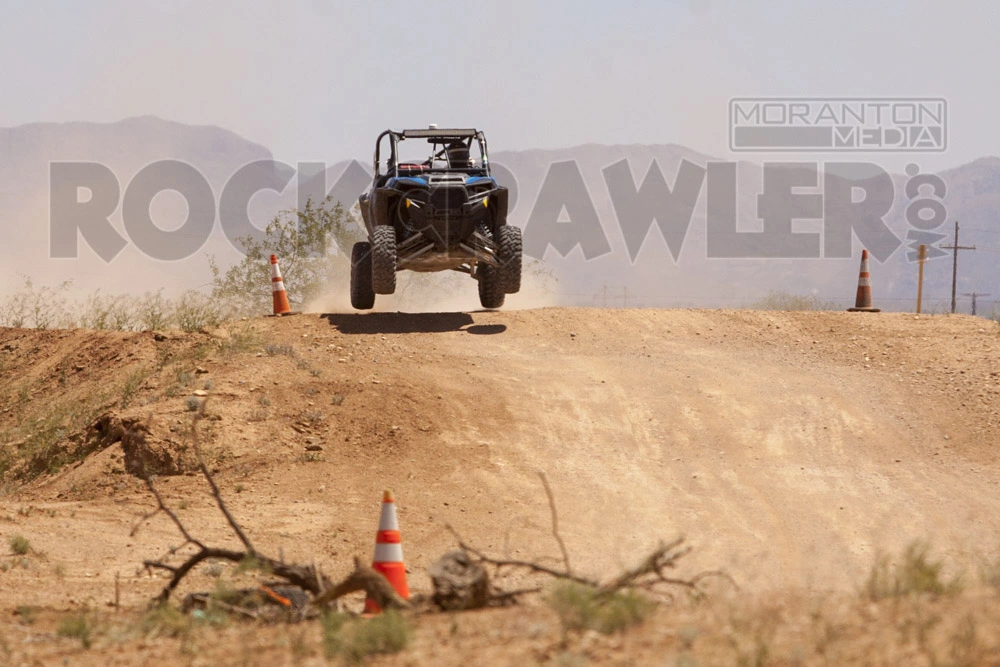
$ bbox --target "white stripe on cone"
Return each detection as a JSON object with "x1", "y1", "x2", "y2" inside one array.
[
  {"x1": 373, "y1": 542, "x2": 404, "y2": 563},
  {"x1": 378, "y1": 503, "x2": 399, "y2": 531},
  {"x1": 271, "y1": 259, "x2": 286, "y2": 292}
]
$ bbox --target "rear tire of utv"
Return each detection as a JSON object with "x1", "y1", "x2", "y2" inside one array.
[
  {"x1": 497, "y1": 225, "x2": 522, "y2": 294},
  {"x1": 372, "y1": 226, "x2": 397, "y2": 295},
  {"x1": 350, "y1": 242, "x2": 375, "y2": 310},
  {"x1": 478, "y1": 265, "x2": 505, "y2": 309}
]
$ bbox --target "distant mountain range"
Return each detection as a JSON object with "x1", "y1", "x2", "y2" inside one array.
[{"x1": 0, "y1": 116, "x2": 997, "y2": 313}]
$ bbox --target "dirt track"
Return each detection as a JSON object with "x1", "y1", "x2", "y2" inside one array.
[{"x1": 1, "y1": 308, "x2": 999, "y2": 663}]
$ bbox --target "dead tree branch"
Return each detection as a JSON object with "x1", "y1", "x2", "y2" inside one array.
[
  {"x1": 143, "y1": 547, "x2": 333, "y2": 605},
  {"x1": 445, "y1": 524, "x2": 597, "y2": 587},
  {"x1": 538, "y1": 472, "x2": 572, "y2": 577},
  {"x1": 134, "y1": 403, "x2": 415, "y2": 611},
  {"x1": 192, "y1": 435, "x2": 254, "y2": 554},
  {"x1": 444, "y1": 473, "x2": 732, "y2": 603},
  {"x1": 134, "y1": 403, "x2": 335, "y2": 604},
  {"x1": 312, "y1": 556, "x2": 412, "y2": 611}
]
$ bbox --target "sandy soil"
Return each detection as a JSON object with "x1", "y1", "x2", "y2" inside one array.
[{"x1": 1, "y1": 308, "x2": 999, "y2": 664}]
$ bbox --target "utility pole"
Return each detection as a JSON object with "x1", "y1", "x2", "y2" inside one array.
[
  {"x1": 916, "y1": 244, "x2": 927, "y2": 313},
  {"x1": 941, "y1": 221, "x2": 975, "y2": 314},
  {"x1": 961, "y1": 292, "x2": 990, "y2": 316}
]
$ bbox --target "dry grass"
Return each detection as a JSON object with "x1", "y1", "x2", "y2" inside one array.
[
  {"x1": 865, "y1": 541, "x2": 962, "y2": 601},
  {"x1": 8, "y1": 534, "x2": 30, "y2": 555},
  {"x1": 56, "y1": 612, "x2": 95, "y2": 649},
  {"x1": 547, "y1": 581, "x2": 656, "y2": 635},
  {"x1": 0, "y1": 279, "x2": 234, "y2": 332},
  {"x1": 321, "y1": 610, "x2": 411, "y2": 664},
  {"x1": 747, "y1": 290, "x2": 838, "y2": 311}
]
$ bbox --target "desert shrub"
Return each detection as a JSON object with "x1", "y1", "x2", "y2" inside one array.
[
  {"x1": 141, "y1": 604, "x2": 193, "y2": 639},
  {"x1": 865, "y1": 541, "x2": 962, "y2": 600},
  {"x1": 0, "y1": 279, "x2": 237, "y2": 333},
  {"x1": 15, "y1": 605, "x2": 36, "y2": 625},
  {"x1": 57, "y1": 612, "x2": 94, "y2": 648},
  {"x1": 0, "y1": 276, "x2": 75, "y2": 329},
  {"x1": 209, "y1": 197, "x2": 360, "y2": 317},
  {"x1": 135, "y1": 290, "x2": 172, "y2": 331},
  {"x1": 173, "y1": 290, "x2": 228, "y2": 332},
  {"x1": 119, "y1": 367, "x2": 150, "y2": 409},
  {"x1": 79, "y1": 291, "x2": 137, "y2": 331},
  {"x1": 1, "y1": 389, "x2": 108, "y2": 482},
  {"x1": 548, "y1": 581, "x2": 656, "y2": 635},
  {"x1": 8, "y1": 534, "x2": 30, "y2": 555},
  {"x1": 322, "y1": 610, "x2": 410, "y2": 664},
  {"x1": 217, "y1": 323, "x2": 261, "y2": 356}
]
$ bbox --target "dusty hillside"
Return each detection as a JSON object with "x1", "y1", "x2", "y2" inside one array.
[{"x1": 1, "y1": 307, "x2": 999, "y2": 664}]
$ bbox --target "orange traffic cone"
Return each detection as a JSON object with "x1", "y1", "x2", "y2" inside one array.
[
  {"x1": 847, "y1": 249, "x2": 881, "y2": 312},
  {"x1": 363, "y1": 489, "x2": 410, "y2": 614},
  {"x1": 270, "y1": 254, "x2": 292, "y2": 315}
]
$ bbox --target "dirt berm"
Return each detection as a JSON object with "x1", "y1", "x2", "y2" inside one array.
[{"x1": 1, "y1": 308, "x2": 998, "y2": 663}]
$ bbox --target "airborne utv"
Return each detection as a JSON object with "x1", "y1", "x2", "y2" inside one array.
[{"x1": 352, "y1": 127, "x2": 522, "y2": 310}]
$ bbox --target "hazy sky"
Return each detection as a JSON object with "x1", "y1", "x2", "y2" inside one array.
[{"x1": 2, "y1": 0, "x2": 998, "y2": 171}]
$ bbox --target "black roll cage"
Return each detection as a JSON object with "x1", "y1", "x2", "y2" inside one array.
[{"x1": 373, "y1": 128, "x2": 491, "y2": 179}]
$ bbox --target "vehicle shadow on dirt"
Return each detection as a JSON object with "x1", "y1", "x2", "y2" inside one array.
[{"x1": 321, "y1": 312, "x2": 506, "y2": 335}]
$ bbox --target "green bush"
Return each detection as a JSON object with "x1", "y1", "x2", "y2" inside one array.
[
  {"x1": 79, "y1": 291, "x2": 137, "y2": 331},
  {"x1": 173, "y1": 290, "x2": 228, "y2": 332},
  {"x1": 209, "y1": 197, "x2": 360, "y2": 317},
  {"x1": 865, "y1": 541, "x2": 962, "y2": 600},
  {"x1": 8, "y1": 534, "x2": 30, "y2": 555},
  {"x1": 322, "y1": 610, "x2": 410, "y2": 664},
  {"x1": 548, "y1": 581, "x2": 656, "y2": 635},
  {"x1": 57, "y1": 612, "x2": 94, "y2": 648},
  {"x1": 135, "y1": 290, "x2": 172, "y2": 331},
  {"x1": 0, "y1": 276, "x2": 74, "y2": 329},
  {"x1": 141, "y1": 604, "x2": 193, "y2": 639}
]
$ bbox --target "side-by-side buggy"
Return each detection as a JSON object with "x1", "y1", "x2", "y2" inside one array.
[{"x1": 352, "y1": 127, "x2": 522, "y2": 309}]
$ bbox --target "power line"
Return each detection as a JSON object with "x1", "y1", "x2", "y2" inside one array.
[
  {"x1": 961, "y1": 292, "x2": 991, "y2": 316},
  {"x1": 960, "y1": 227, "x2": 1000, "y2": 234}
]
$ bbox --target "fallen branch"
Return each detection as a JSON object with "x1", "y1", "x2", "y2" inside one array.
[
  {"x1": 444, "y1": 473, "x2": 732, "y2": 603},
  {"x1": 445, "y1": 524, "x2": 596, "y2": 587},
  {"x1": 312, "y1": 556, "x2": 412, "y2": 611},
  {"x1": 133, "y1": 404, "x2": 415, "y2": 612},
  {"x1": 134, "y1": 404, "x2": 334, "y2": 604},
  {"x1": 539, "y1": 472, "x2": 573, "y2": 577}
]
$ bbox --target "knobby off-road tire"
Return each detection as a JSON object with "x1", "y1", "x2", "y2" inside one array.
[
  {"x1": 350, "y1": 242, "x2": 375, "y2": 310},
  {"x1": 496, "y1": 225, "x2": 522, "y2": 294},
  {"x1": 372, "y1": 225, "x2": 397, "y2": 295},
  {"x1": 478, "y1": 265, "x2": 505, "y2": 309}
]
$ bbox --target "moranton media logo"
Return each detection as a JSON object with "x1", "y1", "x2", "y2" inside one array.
[{"x1": 729, "y1": 98, "x2": 947, "y2": 152}]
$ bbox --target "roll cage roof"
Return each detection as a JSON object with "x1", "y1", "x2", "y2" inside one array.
[
  {"x1": 373, "y1": 128, "x2": 491, "y2": 178},
  {"x1": 401, "y1": 128, "x2": 478, "y2": 139}
]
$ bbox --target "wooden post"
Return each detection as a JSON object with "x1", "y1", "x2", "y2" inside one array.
[{"x1": 916, "y1": 244, "x2": 927, "y2": 313}]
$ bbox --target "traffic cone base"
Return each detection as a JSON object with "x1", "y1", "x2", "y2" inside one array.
[{"x1": 363, "y1": 489, "x2": 410, "y2": 614}]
